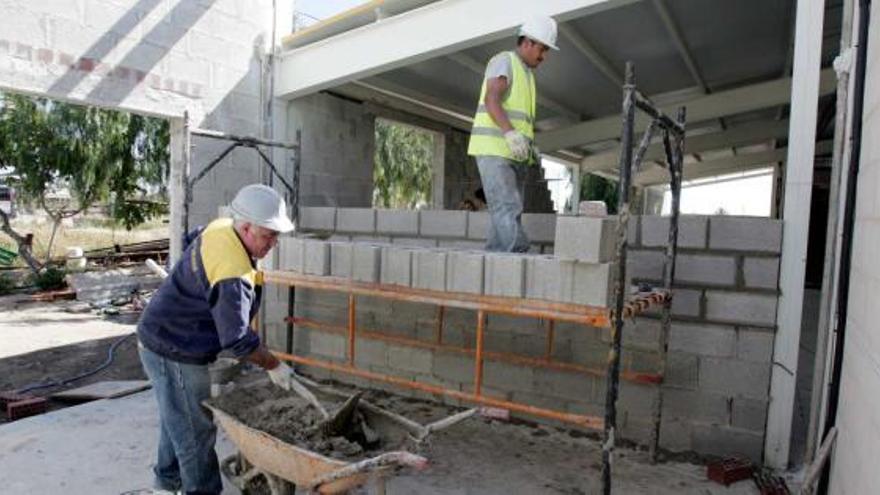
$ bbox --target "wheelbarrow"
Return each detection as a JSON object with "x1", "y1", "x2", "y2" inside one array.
[{"x1": 205, "y1": 385, "x2": 489, "y2": 494}]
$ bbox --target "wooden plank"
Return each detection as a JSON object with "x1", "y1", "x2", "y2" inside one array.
[{"x1": 51, "y1": 380, "x2": 151, "y2": 401}]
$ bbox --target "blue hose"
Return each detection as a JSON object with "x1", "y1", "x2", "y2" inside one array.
[{"x1": 16, "y1": 332, "x2": 136, "y2": 395}]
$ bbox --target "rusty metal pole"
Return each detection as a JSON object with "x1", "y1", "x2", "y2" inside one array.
[
  {"x1": 649, "y1": 107, "x2": 686, "y2": 463},
  {"x1": 602, "y1": 61, "x2": 636, "y2": 495},
  {"x1": 348, "y1": 294, "x2": 357, "y2": 365},
  {"x1": 474, "y1": 310, "x2": 486, "y2": 396}
]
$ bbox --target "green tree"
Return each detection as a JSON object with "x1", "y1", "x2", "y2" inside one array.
[
  {"x1": 373, "y1": 119, "x2": 434, "y2": 209},
  {"x1": 580, "y1": 173, "x2": 619, "y2": 214},
  {"x1": 0, "y1": 92, "x2": 169, "y2": 274}
]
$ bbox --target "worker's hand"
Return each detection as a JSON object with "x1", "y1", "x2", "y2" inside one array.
[
  {"x1": 267, "y1": 362, "x2": 295, "y2": 390},
  {"x1": 504, "y1": 130, "x2": 530, "y2": 162}
]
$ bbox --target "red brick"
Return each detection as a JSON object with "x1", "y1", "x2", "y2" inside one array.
[
  {"x1": 77, "y1": 57, "x2": 96, "y2": 72},
  {"x1": 7, "y1": 397, "x2": 49, "y2": 421},
  {"x1": 36, "y1": 48, "x2": 53, "y2": 64}
]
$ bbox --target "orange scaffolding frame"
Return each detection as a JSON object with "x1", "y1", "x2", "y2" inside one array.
[{"x1": 261, "y1": 270, "x2": 669, "y2": 431}]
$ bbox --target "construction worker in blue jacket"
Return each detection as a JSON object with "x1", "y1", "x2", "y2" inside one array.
[
  {"x1": 467, "y1": 15, "x2": 558, "y2": 252},
  {"x1": 137, "y1": 184, "x2": 302, "y2": 495}
]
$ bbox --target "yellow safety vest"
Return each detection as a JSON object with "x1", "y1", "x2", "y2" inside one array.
[{"x1": 467, "y1": 51, "x2": 536, "y2": 163}]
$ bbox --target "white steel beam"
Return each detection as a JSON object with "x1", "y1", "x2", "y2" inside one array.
[
  {"x1": 651, "y1": 0, "x2": 707, "y2": 92},
  {"x1": 536, "y1": 69, "x2": 835, "y2": 151},
  {"x1": 276, "y1": 0, "x2": 636, "y2": 99},
  {"x1": 635, "y1": 140, "x2": 833, "y2": 186},
  {"x1": 583, "y1": 120, "x2": 792, "y2": 172},
  {"x1": 765, "y1": 0, "x2": 827, "y2": 469}
]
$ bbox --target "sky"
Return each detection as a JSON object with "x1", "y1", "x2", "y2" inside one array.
[{"x1": 294, "y1": 0, "x2": 371, "y2": 26}]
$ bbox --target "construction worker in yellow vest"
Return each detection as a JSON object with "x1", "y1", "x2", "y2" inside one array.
[{"x1": 467, "y1": 15, "x2": 558, "y2": 252}]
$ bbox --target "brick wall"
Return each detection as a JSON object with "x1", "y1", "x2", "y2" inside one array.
[{"x1": 264, "y1": 210, "x2": 782, "y2": 461}]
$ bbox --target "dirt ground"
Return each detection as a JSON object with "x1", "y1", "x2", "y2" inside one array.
[{"x1": 0, "y1": 295, "x2": 146, "y2": 423}]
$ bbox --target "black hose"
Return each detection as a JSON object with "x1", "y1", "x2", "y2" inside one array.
[{"x1": 16, "y1": 332, "x2": 136, "y2": 395}]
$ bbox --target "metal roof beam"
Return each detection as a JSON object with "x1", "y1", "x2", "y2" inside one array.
[
  {"x1": 446, "y1": 52, "x2": 581, "y2": 121},
  {"x1": 558, "y1": 23, "x2": 624, "y2": 87},
  {"x1": 634, "y1": 140, "x2": 833, "y2": 186},
  {"x1": 536, "y1": 68, "x2": 835, "y2": 151},
  {"x1": 582, "y1": 119, "x2": 791, "y2": 171}
]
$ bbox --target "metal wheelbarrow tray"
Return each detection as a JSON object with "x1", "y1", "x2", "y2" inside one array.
[{"x1": 203, "y1": 390, "x2": 448, "y2": 494}]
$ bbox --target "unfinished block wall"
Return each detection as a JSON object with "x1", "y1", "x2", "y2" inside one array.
[{"x1": 262, "y1": 210, "x2": 782, "y2": 460}]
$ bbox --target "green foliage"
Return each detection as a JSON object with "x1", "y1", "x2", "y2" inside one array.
[
  {"x1": 0, "y1": 273, "x2": 14, "y2": 295},
  {"x1": 30, "y1": 266, "x2": 66, "y2": 291},
  {"x1": 0, "y1": 92, "x2": 169, "y2": 228},
  {"x1": 373, "y1": 119, "x2": 434, "y2": 209},
  {"x1": 580, "y1": 173, "x2": 619, "y2": 214}
]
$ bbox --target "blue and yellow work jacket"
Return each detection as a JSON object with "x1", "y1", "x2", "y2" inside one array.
[{"x1": 137, "y1": 218, "x2": 262, "y2": 365}]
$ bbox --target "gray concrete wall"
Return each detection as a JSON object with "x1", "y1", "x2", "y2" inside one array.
[
  {"x1": 264, "y1": 212, "x2": 782, "y2": 460},
  {"x1": 287, "y1": 93, "x2": 376, "y2": 208},
  {"x1": 828, "y1": 8, "x2": 880, "y2": 493},
  {"x1": 0, "y1": 0, "x2": 276, "y2": 230}
]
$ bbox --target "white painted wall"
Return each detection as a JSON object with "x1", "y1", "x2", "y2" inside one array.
[{"x1": 828, "y1": 6, "x2": 880, "y2": 493}]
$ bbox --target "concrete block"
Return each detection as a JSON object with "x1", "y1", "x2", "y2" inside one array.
[
  {"x1": 659, "y1": 418, "x2": 693, "y2": 452},
  {"x1": 351, "y1": 235, "x2": 392, "y2": 243},
  {"x1": 525, "y1": 256, "x2": 568, "y2": 301},
  {"x1": 484, "y1": 253, "x2": 525, "y2": 298},
  {"x1": 669, "y1": 322, "x2": 736, "y2": 357},
  {"x1": 299, "y1": 206, "x2": 336, "y2": 231},
  {"x1": 621, "y1": 318, "x2": 661, "y2": 350},
  {"x1": 709, "y1": 216, "x2": 783, "y2": 253},
  {"x1": 521, "y1": 213, "x2": 557, "y2": 243},
  {"x1": 743, "y1": 257, "x2": 780, "y2": 289},
  {"x1": 380, "y1": 246, "x2": 412, "y2": 287},
  {"x1": 617, "y1": 382, "x2": 657, "y2": 416},
  {"x1": 437, "y1": 239, "x2": 486, "y2": 250},
  {"x1": 387, "y1": 345, "x2": 434, "y2": 374},
  {"x1": 567, "y1": 261, "x2": 617, "y2": 307},
  {"x1": 676, "y1": 254, "x2": 736, "y2": 286},
  {"x1": 304, "y1": 330, "x2": 347, "y2": 360},
  {"x1": 329, "y1": 242, "x2": 353, "y2": 278},
  {"x1": 420, "y1": 210, "x2": 468, "y2": 238},
  {"x1": 412, "y1": 249, "x2": 447, "y2": 291},
  {"x1": 376, "y1": 209, "x2": 419, "y2": 235},
  {"x1": 665, "y1": 352, "x2": 699, "y2": 389},
  {"x1": 335, "y1": 208, "x2": 376, "y2": 234},
  {"x1": 705, "y1": 291, "x2": 778, "y2": 327},
  {"x1": 432, "y1": 353, "x2": 475, "y2": 384},
  {"x1": 641, "y1": 215, "x2": 708, "y2": 249},
  {"x1": 302, "y1": 240, "x2": 330, "y2": 276},
  {"x1": 554, "y1": 216, "x2": 617, "y2": 262},
  {"x1": 731, "y1": 398, "x2": 769, "y2": 431},
  {"x1": 467, "y1": 211, "x2": 490, "y2": 240},
  {"x1": 354, "y1": 338, "x2": 388, "y2": 368},
  {"x1": 352, "y1": 243, "x2": 382, "y2": 283},
  {"x1": 628, "y1": 215, "x2": 640, "y2": 245},
  {"x1": 736, "y1": 328, "x2": 774, "y2": 362},
  {"x1": 699, "y1": 357, "x2": 771, "y2": 400},
  {"x1": 446, "y1": 251, "x2": 485, "y2": 294},
  {"x1": 646, "y1": 288, "x2": 702, "y2": 318},
  {"x1": 484, "y1": 360, "x2": 534, "y2": 392},
  {"x1": 661, "y1": 389, "x2": 730, "y2": 423},
  {"x1": 691, "y1": 424, "x2": 764, "y2": 462},
  {"x1": 391, "y1": 237, "x2": 438, "y2": 248},
  {"x1": 279, "y1": 237, "x2": 304, "y2": 272},
  {"x1": 627, "y1": 249, "x2": 665, "y2": 280}
]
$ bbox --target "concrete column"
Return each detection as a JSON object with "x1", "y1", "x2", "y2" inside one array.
[
  {"x1": 169, "y1": 116, "x2": 187, "y2": 265},
  {"x1": 764, "y1": 0, "x2": 826, "y2": 469}
]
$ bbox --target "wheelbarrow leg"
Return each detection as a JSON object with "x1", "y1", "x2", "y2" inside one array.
[{"x1": 265, "y1": 472, "x2": 295, "y2": 495}]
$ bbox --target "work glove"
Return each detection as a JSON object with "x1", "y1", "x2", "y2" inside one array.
[
  {"x1": 267, "y1": 362, "x2": 296, "y2": 390},
  {"x1": 504, "y1": 130, "x2": 531, "y2": 162}
]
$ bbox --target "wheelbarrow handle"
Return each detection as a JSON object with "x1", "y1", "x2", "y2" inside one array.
[{"x1": 306, "y1": 451, "x2": 428, "y2": 492}]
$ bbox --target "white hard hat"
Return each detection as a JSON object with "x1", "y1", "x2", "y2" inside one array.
[
  {"x1": 229, "y1": 184, "x2": 294, "y2": 233},
  {"x1": 519, "y1": 15, "x2": 559, "y2": 51}
]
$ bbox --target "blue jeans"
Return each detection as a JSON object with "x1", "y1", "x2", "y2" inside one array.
[
  {"x1": 476, "y1": 156, "x2": 531, "y2": 252},
  {"x1": 139, "y1": 344, "x2": 222, "y2": 495}
]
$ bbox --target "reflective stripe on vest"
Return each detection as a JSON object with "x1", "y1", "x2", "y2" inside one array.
[{"x1": 467, "y1": 51, "x2": 536, "y2": 161}]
